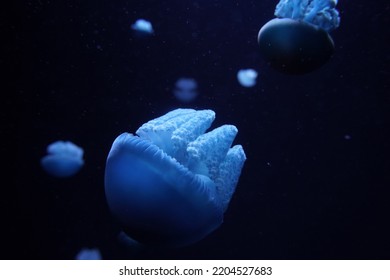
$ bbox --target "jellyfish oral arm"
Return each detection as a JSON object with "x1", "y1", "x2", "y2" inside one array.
[{"x1": 275, "y1": 0, "x2": 340, "y2": 32}]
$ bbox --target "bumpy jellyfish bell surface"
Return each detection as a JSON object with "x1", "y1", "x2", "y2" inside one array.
[
  {"x1": 258, "y1": 0, "x2": 340, "y2": 74},
  {"x1": 105, "y1": 109, "x2": 246, "y2": 247},
  {"x1": 237, "y1": 69, "x2": 258, "y2": 87},
  {"x1": 41, "y1": 141, "x2": 84, "y2": 177}
]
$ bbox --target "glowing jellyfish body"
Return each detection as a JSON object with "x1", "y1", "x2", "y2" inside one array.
[
  {"x1": 75, "y1": 248, "x2": 102, "y2": 260},
  {"x1": 173, "y1": 78, "x2": 198, "y2": 103},
  {"x1": 105, "y1": 109, "x2": 246, "y2": 247},
  {"x1": 258, "y1": 0, "x2": 340, "y2": 74},
  {"x1": 237, "y1": 69, "x2": 258, "y2": 87},
  {"x1": 131, "y1": 19, "x2": 154, "y2": 35},
  {"x1": 41, "y1": 141, "x2": 84, "y2": 177}
]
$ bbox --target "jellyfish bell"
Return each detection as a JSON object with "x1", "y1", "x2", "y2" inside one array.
[
  {"x1": 258, "y1": 0, "x2": 340, "y2": 74},
  {"x1": 258, "y1": 18, "x2": 334, "y2": 74},
  {"x1": 117, "y1": 231, "x2": 143, "y2": 250},
  {"x1": 105, "y1": 109, "x2": 246, "y2": 247}
]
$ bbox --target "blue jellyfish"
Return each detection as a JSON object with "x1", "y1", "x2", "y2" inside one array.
[
  {"x1": 173, "y1": 78, "x2": 198, "y2": 103},
  {"x1": 41, "y1": 141, "x2": 84, "y2": 177},
  {"x1": 258, "y1": 0, "x2": 340, "y2": 74},
  {"x1": 75, "y1": 248, "x2": 102, "y2": 260},
  {"x1": 105, "y1": 109, "x2": 246, "y2": 247},
  {"x1": 237, "y1": 69, "x2": 258, "y2": 87},
  {"x1": 131, "y1": 19, "x2": 154, "y2": 36}
]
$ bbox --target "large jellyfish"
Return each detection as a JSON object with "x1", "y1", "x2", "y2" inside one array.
[
  {"x1": 258, "y1": 0, "x2": 340, "y2": 74},
  {"x1": 105, "y1": 109, "x2": 246, "y2": 247},
  {"x1": 41, "y1": 141, "x2": 84, "y2": 177}
]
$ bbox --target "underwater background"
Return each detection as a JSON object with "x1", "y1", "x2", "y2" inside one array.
[{"x1": 6, "y1": 0, "x2": 390, "y2": 259}]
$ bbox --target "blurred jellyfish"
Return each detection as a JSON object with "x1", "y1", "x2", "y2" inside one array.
[
  {"x1": 237, "y1": 69, "x2": 258, "y2": 87},
  {"x1": 41, "y1": 141, "x2": 84, "y2": 177},
  {"x1": 75, "y1": 248, "x2": 102, "y2": 260},
  {"x1": 105, "y1": 109, "x2": 246, "y2": 247},
  {"x1": 173, "y1": 78, "x2": 198, "y2": 103},
  {"x1": 344, "y1": 134, "x2": 352, "y2": 140},
  {"x1": 258, "y1": 0, "x2": 340, "y2": 74},
  {"x1": 131, "y1": 19, "x2": 154, "y2": 35}
]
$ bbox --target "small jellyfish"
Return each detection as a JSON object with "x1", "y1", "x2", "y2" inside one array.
[
  {"x1": 75, "y1": 248, "x2": 102, "y2": 260},
  {"x1": 173, "y1": 78, "x2": 199, "y2": 103},
  {"x1": 105, "y1": 109, "x2": 246, "y2": 247},
  {"x1": 41, "y1": 141, "x2": 84, "y2": 177},
  {"x1": 237, "y1": 69, "x2": 258, "y2": 87},
  {"x1": 258, "y1": 0, "x2": 340, "y2": 74},
  {"x1": 131, "y1": 19, "x2": 154, "y2": 35}
]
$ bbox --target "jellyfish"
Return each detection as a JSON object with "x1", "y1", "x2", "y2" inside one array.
[
  {"x1": 237, "y1": 69, "x2": 258, "y2": 87},
  {"x1": 75, "y1": 248, "x2": 102, "y2": 260},
  {"x1": 131, "y1": 19, "x2": 154, "y2": 36},
  {"x1": 41, "y1": 141, "x2": 84, "y2": 177},
  {"x1": 258, "y1": 0, "x2": 340, "y2": 74},
  {"x1": 173, "y1": 78, "x2": 198, "y2": 103},
  {"x1": 105, "y1": 109, "x2": 246, "y2": 247}
]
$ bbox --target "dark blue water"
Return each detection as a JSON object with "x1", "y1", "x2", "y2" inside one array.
[{"x1": 6, "y1": 0, "x2": 390, "y2": 259}]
